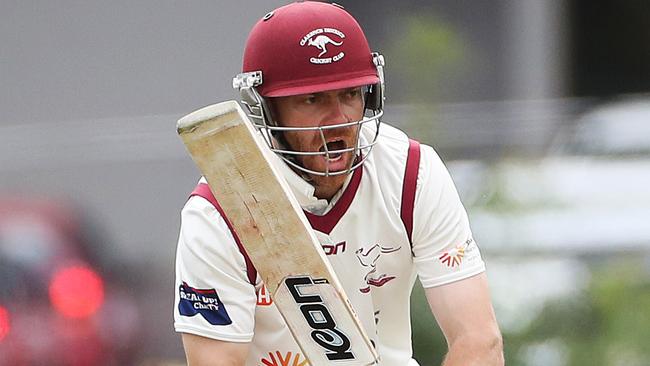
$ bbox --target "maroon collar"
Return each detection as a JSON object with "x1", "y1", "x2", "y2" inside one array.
[{"x1": 303, "y1": 166, "x2": 363, "y2": 234}]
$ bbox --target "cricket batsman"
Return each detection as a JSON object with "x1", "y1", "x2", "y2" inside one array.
[{"x1": 174, "y1": 2, "x2": 504, "y2": 365}]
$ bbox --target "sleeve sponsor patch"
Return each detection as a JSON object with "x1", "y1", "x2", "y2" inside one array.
[
  {"x1": 438, "y1": 238, "x2": 480, "y2": 268},
  {"x1": 178, "y1": 282, "x2": 232, "y2": 325}
]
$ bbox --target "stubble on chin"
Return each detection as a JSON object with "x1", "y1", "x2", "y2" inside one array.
[{"x1": 311, "y1": 172, "x2": 349, "y2": 200}]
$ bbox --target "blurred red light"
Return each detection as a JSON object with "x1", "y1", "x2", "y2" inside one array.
[
  {"x1": 49, "y1": 265, "x2": 105, "y2": 319},
  {"x1": 0, "y1": 305, "x2": 9, "y2": 341}
]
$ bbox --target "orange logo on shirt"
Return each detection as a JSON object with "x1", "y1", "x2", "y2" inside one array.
[
  {"x1": 260, "y1": 351, "x2": 308, "y2": 366},
  {"x1": 256, "y1": 284, "x2": 273, "y2": 306},
  {"x1": 439, "y1": 238, "x2": 473, "y2": 267},
  {"x1": 439, "y1": 247, "x2": 464, "y2": 267}
]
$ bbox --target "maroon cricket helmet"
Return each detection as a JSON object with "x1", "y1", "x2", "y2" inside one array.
[{"x1": 242, "y1": 2, "x2": 379, "y2": 97}]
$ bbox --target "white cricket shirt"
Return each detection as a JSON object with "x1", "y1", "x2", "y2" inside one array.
[{"x1": 173, "y1": 122, "x2": 485, "y2": 365}]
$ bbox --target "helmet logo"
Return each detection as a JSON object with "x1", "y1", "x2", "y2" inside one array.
[{"x1": 300, "y1": 28, "x2": 346, "y2": 64}]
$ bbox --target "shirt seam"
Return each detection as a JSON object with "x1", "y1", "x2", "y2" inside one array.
[
  {"x1": 418, "y1": 263, "x2": 486, "y2": 289},
  {"x1": 174, "y1": 323, "x2": 253, "y2": 342}
]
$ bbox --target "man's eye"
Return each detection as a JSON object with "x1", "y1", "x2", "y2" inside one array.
[
  {"x1": 346, "y1": 89, "x2": 360, "y2": 98},
  {"x1": 304, "y1": 95, "x2": 317, "y2": 104}
]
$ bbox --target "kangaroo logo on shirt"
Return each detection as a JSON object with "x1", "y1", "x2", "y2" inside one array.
[
  {"x1": 356, "y1": 244, "x2": 401, "y2": 293},
  {"x1": 300, "y1": 28, "x2": 346, "y2": 64}
]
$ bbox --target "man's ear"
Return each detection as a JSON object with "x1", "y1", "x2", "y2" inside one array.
[
  {"x1": 263, "y1": 97, "x2": 291, "y2": 150},
  {"x1": 265, "y1": 96, "x2": 284, "y2": 128},
  {"x1": 364, "y1": 83, "x2": 381, "y2": 111}
]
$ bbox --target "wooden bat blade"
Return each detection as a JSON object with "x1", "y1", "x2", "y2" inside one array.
[{"x1": 177, "y1": 101, "x2": 379, "y2": 365}]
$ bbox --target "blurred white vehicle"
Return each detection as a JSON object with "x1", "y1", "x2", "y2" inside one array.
[{"x1": 460, "y1": 96, "x2": 650, "y2": 255}]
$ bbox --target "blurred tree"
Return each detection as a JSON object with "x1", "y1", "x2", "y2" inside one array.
[
  {"x1": 385, "y1": 14, "x2": 469, "y2": 153},
  {"x1": 410, "y1": 281, "x2": 448, "y2": 365},
  {"x1": 388, "y1": 14, "x2": 467, "y2": 104},
  {"x1": 504, "y1": 258, "x2": 650, "y2": 366}
]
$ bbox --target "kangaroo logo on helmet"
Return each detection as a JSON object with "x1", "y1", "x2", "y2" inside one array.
[
  {"x1": 308, "y1": 36, "x2": 342, "y2": 57},
  {"x1": 300, "y1": 28, "x2": 346, "y2": 65}
]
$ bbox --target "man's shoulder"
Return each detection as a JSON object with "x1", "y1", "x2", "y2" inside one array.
[
  {"x1": 359, "y1": 123, "x2": 416, "y2": 194},
  {"x1": 363, "y1": 122, "x2": 409, "y2": 159},
  {"x1": 375, "y1": 122, "x2": 440, "y2": 161},
  {"x1": 180, "y1": 179, "x2": 229, "y2": 229},
  {"x1": 363, "y1": 122, "x2": 449, "y2": 194},
  {"x1": 366, "y1": 122, "x2": 433, "y2": 166},
  {"x1": 181, "y1": 178, "x2": 213, "y2": 210},
  {"x1": 376, "y1": 121, "x2": 410, "y2": 144}
]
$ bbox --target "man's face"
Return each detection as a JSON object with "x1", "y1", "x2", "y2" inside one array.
[{"x1": 271, "y1": 87, "x2": 365, "y2": 200}]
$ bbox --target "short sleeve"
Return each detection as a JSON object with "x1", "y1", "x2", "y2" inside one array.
[
  {"x1": 411, "y1": 145, "x2": 485, "y2": 288},
  {"x1": 173, "y1": 196, "x2": 257, "y2": 342}
]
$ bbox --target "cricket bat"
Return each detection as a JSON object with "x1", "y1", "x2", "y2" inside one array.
[{"x1": 177, "y1": 101, "x2": 379, "y2": 365}]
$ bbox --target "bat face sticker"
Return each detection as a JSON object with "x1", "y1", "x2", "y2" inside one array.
[{"x1": 284, "y1": 276, "x2": 355, "y2": 361}]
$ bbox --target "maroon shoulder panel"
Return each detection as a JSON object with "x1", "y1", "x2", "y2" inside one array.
[
  {"x1": 189, "y1": 184, "x2": 257, "y2": 286},
  {"x1": 400, "y1": 139, "x2": 421, "y2": 247}
]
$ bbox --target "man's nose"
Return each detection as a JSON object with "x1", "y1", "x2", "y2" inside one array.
[{"x1": 322, "y1": 96, "x2": 350, "y2": 126}]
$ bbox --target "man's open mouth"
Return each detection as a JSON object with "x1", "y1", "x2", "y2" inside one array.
[{"x1": 319, "y1": 139, "x2": 347, "y2": 161}]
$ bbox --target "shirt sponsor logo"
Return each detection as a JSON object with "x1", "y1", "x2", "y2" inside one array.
[
  {"x1": 178, "y1": 282, "x2": 232, "y2": 325},
  {"x1": 260, "y1": 351, "x2": 308, "y2": 366},
  {"x1": 322, "y1": 241, "x2": 346, "y2": 256},
  {"x1": 300, "y1": 27, "x2": 346, "y2": 64},
  {"x1": 438, "y1": 238, "x2": 474, "y2": 268},
  {"x1": 256, "y1": 284, "x2": 273, "y2": 306},
  {"x1": 356, "y1": 243, "x2": 401, "y2": 293}
]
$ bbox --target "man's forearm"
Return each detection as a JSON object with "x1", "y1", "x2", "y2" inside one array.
[{"x1": 442, "y1": 332, "x2": 504, "y2": 366}]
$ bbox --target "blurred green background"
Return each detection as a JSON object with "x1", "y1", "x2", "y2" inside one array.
[
  {"x1": 349, "y1": 1, "x2": 650, "y2": 365},
  {"x1": 341, "y1": 1, "x2": 650, "y2": 365}
]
